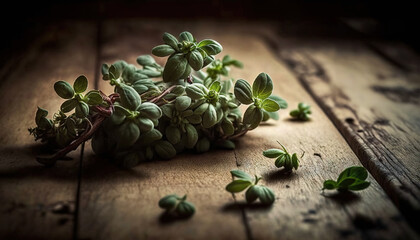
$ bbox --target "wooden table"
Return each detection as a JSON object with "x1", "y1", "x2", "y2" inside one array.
[{"x1": 1, "y1": 19, "x2": 419, "y2": 240}]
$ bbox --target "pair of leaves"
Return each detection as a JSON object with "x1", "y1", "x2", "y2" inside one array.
[
  {"x1": 323, "y1": 166, "x2": 371, "y2": 191},
  {"x1": 290, "y1": 102, "x2": 311, "y2": 121},
  {"x1": 263, "y1": 143, "x2": 300, "y2": 171},
  {"x1": 234, "y1": 73, "x2": 286, "y2": 129},
  {"x1": 159, "y1": 194, "x2": 195, "y2": 218},
  {"x1": 205, "y1": 55, "x2": 243, "y2": 81},
  {"x1": 153, "y1": 31, "x2": 222, "y2": 82},
  {"x1": 225, "y1": 170, "x2": 275, "y2": 205},
  {"x1": 55, "y1": 76, "x2": 103, "y2": 118}
]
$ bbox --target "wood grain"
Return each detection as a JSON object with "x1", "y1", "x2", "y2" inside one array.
[
  {"x1": 77, "y1": 20, "x2": 247, "y2": 240},
  {"x1": 0, "y1": 21, "x2": 97, "y2": 239},
  {"x1": 271, "y1": 36, "x2": 420, "y2": 228},
  {"x1": 78, "y1": 20, "x2": 418, "y2": 239}
]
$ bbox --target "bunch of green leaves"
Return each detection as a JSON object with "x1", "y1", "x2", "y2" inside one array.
[
  {"x1": 159, "y1": 194, "x2": 195, "y2": 218},
  {"x1": 29, "y1": 76, "x2": 103, "y2": 148},
  {"x1": 152, "y1": 31, "x2": 223, "y2": 83},
  {"x1": 290, "y1": 102, "x2": 311, "y2": 121},
  {"x1": 323, "y1": 166, "x2": 371, "y2": 192},
  {"x1": 263, "y1": 142, "x2": 301, "y2": 171},
  {"x1": 225, "y1": 170, "x2": 275, "y2": 205},
  {"x1": 234, "y1": 73, "x2": 287, "y2": 129},
  {"x1": 30, "y1": 31, "x2": 288, "y2": 168}
]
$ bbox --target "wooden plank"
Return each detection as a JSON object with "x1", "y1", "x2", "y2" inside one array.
[
  {"x1": 77, "y1": 20, "x2": 247, "y2": 240},
  {"x1": 272, "y1": 37, "x2": 420, "y2": 228},
  {"x1": 211, "y1": 26, "x2": 418, "y2": 239},
  {"x1": 0, "y1": 21, "x2": 97, "y2": 239},
  {"x1": 78, "y1": 20, "x2": 418, "y2": 239}
]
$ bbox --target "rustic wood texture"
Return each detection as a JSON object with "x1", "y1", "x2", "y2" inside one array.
[
  {"x1": 271, "y1": 36, "x2": 420, "y2": 227},
  {"x1": 1, "y1": 19, "x2": 419, "y2": 240},
  {"x1": 76, "y1": 20, "x2": 418, "y2": 239},
  {"x1": 0, "y1": 22, "x2": 97, "y2": 239}
]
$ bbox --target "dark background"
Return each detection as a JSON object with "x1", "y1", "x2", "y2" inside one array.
[{"x1": 3, "y1": 0, "x2": 419, "y2": 64}]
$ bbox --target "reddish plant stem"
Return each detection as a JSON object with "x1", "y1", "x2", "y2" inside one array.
[
  {"x1": 149, "y1": 85, "x2": 177, "y2": 104},
  {"x1": 36, "y1": 93, "x2": 118, "y2": 166}
]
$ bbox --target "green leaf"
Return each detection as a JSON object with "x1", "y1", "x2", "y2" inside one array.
[
  {"x1": 268, "y1": 95, "x2": 288, "y2": 109},
  {"x1": 221, "y1": 118, "x2": 234, "y2": 136},
  {"x1": 136, "y1": 55, "x2": 156, "y2": 66},
  {"x1": 166, "y1": 126, "x2": 181, "y2": 144},
  {"x1": 60, "y1": 99, "x2": 78, "y2": 113},
  {"x1": 338, "y1": 177, "x2": 357, "y2": 189},
  {"x1": 177, "y1": 201, "x2": 195, "y2": 217},
  {"x1": 175, "y1": 96, "x2": 192, "y2": 112},
  {"x1": 73, "y1": 75, "x2": 88, "y2": 93},
  {"x1": 243, "y1": 105, "x2": 263, "y2": 129},
  {"x1": 252, "y1": 73, "x2": 273, "y2": 100},
  {"x1": 152, "y1": 45, "x2": 176, "y2": 57},
  {"x1": 159, "y1": 194, "x2": 178, "y2": 209},
  {"x1": 179, "y1": 31, "x2": 194, "y2": 42},
  {"x1": 291, "y1": 153, "x2": 299, "y2": 170},
  {"x1": 209, "y1": 81, "x2": 221, "y2": 93},
  {"x1": 185, "y1": 124, "x2": 198, "y2": 149},
  {"x1": 246, "y1": 185, "x2": 260, "y2": 203},
  {"x1": 195, "y1": 137, "x2": 211, "y2": 153},
  {"x1": 138, "y1": 102, "x2": 162, "y2": 119},
  {"x1": 116, "y1": 84, "x2": 141, "y2": 111},
  {"x1": 186, "y1": 83, "x2": 207, "y2": 100},
  {"x1": 188, "y1": 50, "x2": 204, "y2": 71},
  {"x1": 202, "y1": 104, "x2": 217, "y2": 128},
  {"x1": 203, "y1": 55, "x2": 215, "y2": 68},
  {"x1": 163, "y1": 54, "x2": 188, "y2": 82},
  {"x1": 298, "y1": 102, "x2": 310, "y2": 111},
  {"x1": 162, "y1": 32, "x2": 179, "y2": 50},
  {"x1": 109, "y1": 65, "x2": 120, "y2": 80},
  {"x1": 54, "y1": 81, "x2": 74, "y2": 99},
  {"x1": 193, "y1": 103, "x2": 209, "y2": 115},
  {"x1": 138, "y1": 129, "x2": 163, "y2": 146},
  {"x1": 115, "y1": 121, "x2": 140, "y2": 150},
  {"x1": 215, "y1": 140, "x2": 236, "y2": 149},
  {"x1": 258, "y1": 186, "x2": 275, "y2": 205},
  {"x1": 261, "y1": 98, "x2": 280, "y2": 112},
  {"x1": 85, "y1": 90, "x2": 103, "y2": 105},
  {"x1": 35, "y1": 107, "x2": 48, "y2": 126},
  {"x1": 348, "y1": 180, "x2": 371, "y2": 191},
  {"x1": 154, "y1": 140, "x2": 177, "y2": 159},
  {"x1": 110, "y1": 112, "x2": 126, "y2": 125},
  {"x1": 275, "y1": 155, "x2": 286, "y2": 168},
  {"x1": 161, "y1": 104, "x2": 174, "y2": 118},
  {"x1": 234, "y1": 79, "x2": 253, "y2": 104},
  {"x1": 197, "y1": 39, "x2": 223, "y2": 55},
  {"x1": 75, "y1": 101, "x2": 89, "y2": 118},
  {"x1": 323, "y1": 180, "x2": 337, "y2": 190},
  {"x1": 230, "y1": 170, "x2": 253, "y2": 182},
  {"x1": 266, "y1": 111, "x2": 279, "y2": 121},
  {"x1": 290, "y1": 109, "x2": 300, "y2": 118},
  {"x1": 263, "y1": 149, "x2": 284, "y2": 158},
  {"x1": 337, "y1": 166, "x2": 369, "y2": 183},
  {"x1": 225, "y1": 179, "x2": 252, "y2": 193},
  {"x1": 137, "y1": 117, "x2": 154, "y2": 132}
]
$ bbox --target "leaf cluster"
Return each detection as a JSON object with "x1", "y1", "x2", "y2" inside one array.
[
  {"x1": 263, "y1": 142, "x2": 300, "y2": 171},
  {"x1": 290, "y1": 102, "x2": 311, "y2": 121},
  {"x1": 225, "y1": 170, "x2": 275, "y2": 205},
  {"x1": 323, "y1": 166, "x2": 370, "y2": 192},
  {"x1": 159, "y1": 194, "x2": 195, "y2": 218}
]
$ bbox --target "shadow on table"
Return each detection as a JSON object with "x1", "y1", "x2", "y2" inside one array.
[{"x1": 221, "y1": 201, "x2": 273, "y2": 213}]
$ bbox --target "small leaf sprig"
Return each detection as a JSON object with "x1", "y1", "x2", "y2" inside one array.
[
  {"x1": 323, "y1": 166, "x2": 371, "y2": 192},
  {"x1": 234, "y1": 73, "x2": 287, "y2": 129},
  {"x1": 226, "y1": 170, "x2": 275, "y2": 205},
  {"x1": 159, "y1": 194, "x2": 195, "y2": 218},
  {"x1": 290, "y1": 102, "x2": 311, "y2": 121},
  {"x1": 263, "y1": 142, "x2": 302, "y2": 171}
]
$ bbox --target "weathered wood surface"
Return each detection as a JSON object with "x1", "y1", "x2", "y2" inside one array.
[
  {"x1": 1, "y1": 19, "x2": 419, "y2": 240},
  {"x1": 271, "y1": 34, "x2": 420, "y2": 227},
  {"x1": 77, "y1": 20, "x2": 418, "y2": 239},
  {"x1": 0, "y1": 22, "x2": 97, "y2": 239}
]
